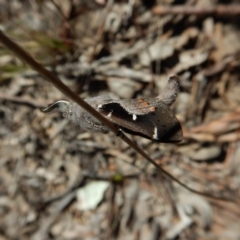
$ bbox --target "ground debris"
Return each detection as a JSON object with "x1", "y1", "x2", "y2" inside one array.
[{"x1": 0, "y1": 0, "x2": 240, "y2": 239}]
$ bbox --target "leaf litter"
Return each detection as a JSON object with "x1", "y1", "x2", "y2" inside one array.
[{"x1": 0, "y1": 0, "x2": 240, "y2": 239}]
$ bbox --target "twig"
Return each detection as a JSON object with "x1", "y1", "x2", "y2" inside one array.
[
  {"x1": 32, "y1": 191, "x2": 75, "y2": 240},
  {"x1": 202, "y1": 53, "x2": 239, "y2": 77},
  {"x1": 49, "y1": 0, "x2": 67, "y2": 20},
  {"x1": 152, "y1": 4, "x2": 240, "y2": 16},
  {"x1": 0, "y1": 95, "x2": 46, "y2": 108},
  {"x1": 0, "y1": 30, "x2": 236, "y2": 203},
  {"x1": 91, "y1": 0, "x2": 113, "y2": 58}
]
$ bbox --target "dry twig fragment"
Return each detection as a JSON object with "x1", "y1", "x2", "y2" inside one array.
[{"x1": 152, "y1": 5, "x2": 240, "y2": 16}]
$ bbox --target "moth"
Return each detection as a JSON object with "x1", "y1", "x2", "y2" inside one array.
[{"x1": 42, "y1": 76, "x2": 182, "y2": 143}]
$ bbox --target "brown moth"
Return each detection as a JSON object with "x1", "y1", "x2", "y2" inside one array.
[{"x1": 42, "y1": 76, "x2": 182, "y2": 143}]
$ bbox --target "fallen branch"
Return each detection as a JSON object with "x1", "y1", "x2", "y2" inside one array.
[{"x1": 152, "y1": 4, "x2": 240, "y2": 16}]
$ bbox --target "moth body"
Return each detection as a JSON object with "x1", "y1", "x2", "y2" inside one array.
[{"x1": 42, "y1": 76, "x2": 183, "y2": 143}]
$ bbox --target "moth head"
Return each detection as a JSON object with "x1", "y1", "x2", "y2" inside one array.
[
  {"x1": 41, "y1": 100, "x2": 71, "y2": 115},
  {"x1": 41, "y1": 100, "x2": 108, "y2": 133}
]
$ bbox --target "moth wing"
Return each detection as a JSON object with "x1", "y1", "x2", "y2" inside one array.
[{"x1": 98, "y1": 101, "x2": 182, "y2": 143}]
